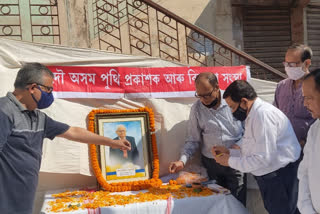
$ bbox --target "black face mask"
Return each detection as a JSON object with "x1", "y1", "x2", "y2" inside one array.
[
  {"x1": 233, "y1": 104, "x2": 247, "y2": 121},
  {"x1": 203, "y1": 97, "x2": 218, "y2": 108}
]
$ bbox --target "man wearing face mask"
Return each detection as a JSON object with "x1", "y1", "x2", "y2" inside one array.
[
  {"x1": 213, "y1": 80, "x2": 301, "y2": 214},
  {"x1": 274, "y1": 44, "x2": 315, "y2": 149},
  {"x1": 168, "y1": 72, "x2": 246, "y2": 205},
  {"x1": 0, "y1": 63, "x2": 132, "y2": 214}
]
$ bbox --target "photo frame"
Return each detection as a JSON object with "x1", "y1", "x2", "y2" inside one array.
[{"x1": 88, "y1": 107, "x2": 161, "y2": 192}]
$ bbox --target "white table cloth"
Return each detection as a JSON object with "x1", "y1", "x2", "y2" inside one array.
[{"x1": 41, "y1": 189, "x2": 249, "y2": 214}]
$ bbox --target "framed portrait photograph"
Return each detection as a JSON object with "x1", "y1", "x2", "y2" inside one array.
[{"x1": 94, "y1": 111, "x2": 153, "y2": 183}]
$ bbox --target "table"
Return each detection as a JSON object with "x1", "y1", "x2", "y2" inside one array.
[{"x1": 41, "y1": 188, "x2": 249, "y2": 214}]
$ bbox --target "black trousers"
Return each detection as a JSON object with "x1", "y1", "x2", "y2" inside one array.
[
  {"x1": 254, "y1": 160, "x2": 300, "y2": 214},
  {"x1": 202, "y1": 155, "x2": 247, "y2": 206}
]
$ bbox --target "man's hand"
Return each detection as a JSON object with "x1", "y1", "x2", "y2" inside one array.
[
  {"x1": 214, "y1": 153, "x2": 230, "y2": 167},
  {"x1": 212, "y1": 146, "x2": 230, "y2": 157},
  {"x1": 169, "y1": 161, "x2": 184, "y2": 173},
  {"x1": 111, "y1": 139, "x2": 131, "y2": 151}
]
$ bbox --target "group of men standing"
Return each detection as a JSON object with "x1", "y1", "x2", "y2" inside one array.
[
  {"x1": 1, "y1": 43, "x2": 319, "y2": 214},
  {"x1": 169, "y1": 44, "x2": 320, "y2": 214}
]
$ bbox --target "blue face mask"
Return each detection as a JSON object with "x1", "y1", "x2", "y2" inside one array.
[{"x1": 31, "y1": 86, "x2": 54, "y2": 109}]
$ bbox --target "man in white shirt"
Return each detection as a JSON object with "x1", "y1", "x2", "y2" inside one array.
[
  {"x1": 213, "y1": 80, "x2": 301, "y2": 214},
  {"x1": 298, "y1": 68, "x2": 320, "y2": 214}
]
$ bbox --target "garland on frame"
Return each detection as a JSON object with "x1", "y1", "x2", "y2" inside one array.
[{"x1": 88, "y1": 107, "x2": 162, "y2": 192}]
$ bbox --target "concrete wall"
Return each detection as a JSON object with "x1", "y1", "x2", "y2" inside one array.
[
  {"x1": 153, "y1": 0, "x2": 235, "y2": 45},
  {"x1": 54, "y1": 0, "x2": 235, "y2": 57},
  {"x1": 291, "y1": 0, "x2": 310, "y2": 43}
]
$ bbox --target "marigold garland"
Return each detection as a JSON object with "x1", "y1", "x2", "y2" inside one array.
[
  {"x1": 48, "y1": 184, "x2": 214, "y2": 212},
  {"x1": 88, "y1": 107, "x2": 162, "y2": 192}
]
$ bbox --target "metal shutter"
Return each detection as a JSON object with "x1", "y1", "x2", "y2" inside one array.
[
  {"x1": 243, "y1": 7, "x2": 291, "y2": 79},
  {"x1": 307, "y1": 3, "x2": 320, "y2": 70}
]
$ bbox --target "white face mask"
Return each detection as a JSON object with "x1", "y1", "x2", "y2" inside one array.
[{"x1": 285, "y1": 66, "x2": 306, "y2": 80}]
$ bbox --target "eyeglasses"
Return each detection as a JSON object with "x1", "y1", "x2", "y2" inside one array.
[
  {"x1": 28, "y1": 83, "x2": 54, "y2": 93},
  {"x1": 195, "y1": 89, "x2": 215, "y2": 99},
  {"x1": 283, "y1": 61, "x2": 302, "y2": 67}
]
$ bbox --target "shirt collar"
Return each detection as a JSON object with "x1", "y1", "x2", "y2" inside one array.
[
  {"x1": 6, "y1": 92, "x2": 28, "y2": 112},
  {"x1": 288, "y1": 78, "x2": 303, "y2": 89}
]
